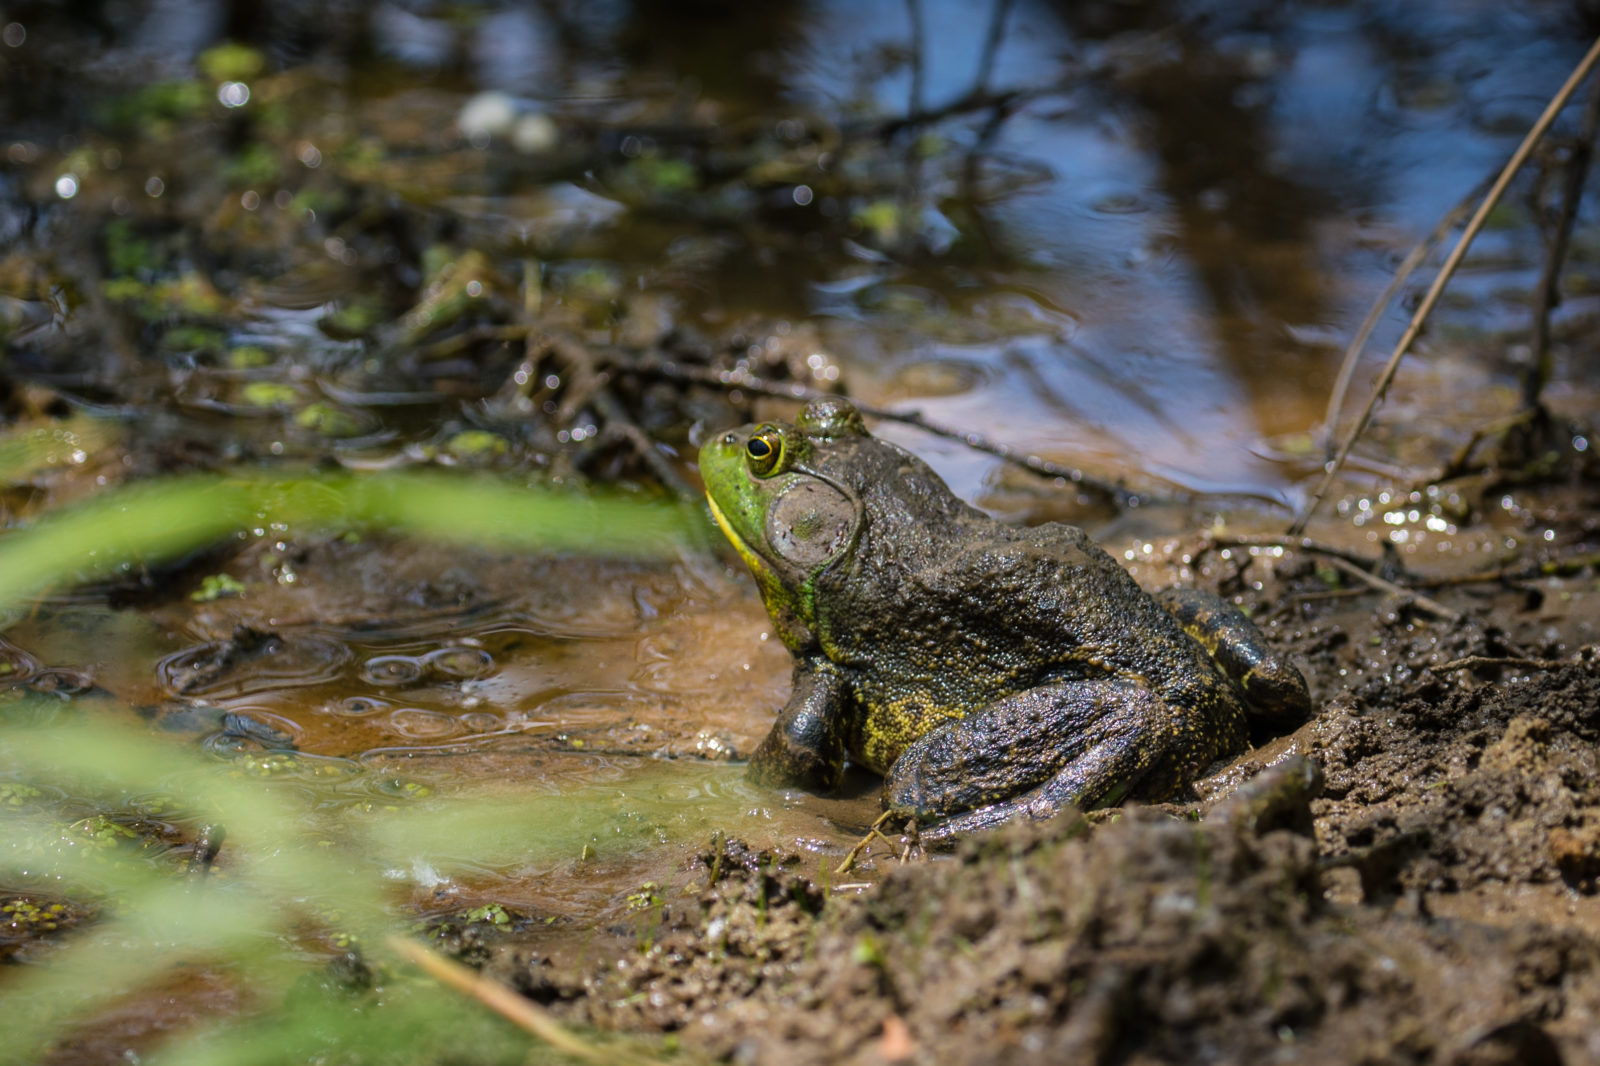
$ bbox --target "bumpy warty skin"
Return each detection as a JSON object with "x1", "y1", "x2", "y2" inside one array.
[
  {"x1": 700, "y1": 397, "x2": 1309, "y2": 830},
  {"x1": 795, "y1": 432, "x2": 1249, "y2": 786}
]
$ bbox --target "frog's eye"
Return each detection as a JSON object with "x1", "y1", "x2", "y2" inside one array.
[{"x1": 745, "y1": 429, "x2": 783, "y2": 476}]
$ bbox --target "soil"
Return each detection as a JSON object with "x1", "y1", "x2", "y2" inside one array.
[{"x1": 454, "y1": 474, "x2": 1600, "y2": 1066}]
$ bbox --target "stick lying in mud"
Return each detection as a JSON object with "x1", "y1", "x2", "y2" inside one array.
[
  {"x1": 1436, "y1": 649, "x2": 1598, "y2": 673},
  {"x1": 635, "y1": 356, "x2": 1137, "y2": 504},
  {"x1": 1290, "y1": 33, "x2": 1600, "y2": 536},
  {"x1": 1318, "y1": 556, "x2": 1462, "y2": 623},
  {"x1": 836, "y1": 810, "x2": 910, "y2": 875},
  {"x1": 386, "y1": 935, "x2": 668, "y2": 1066},
  {"x1": 1204, "y1": 534, "x2": 1460, "y2": 621}
]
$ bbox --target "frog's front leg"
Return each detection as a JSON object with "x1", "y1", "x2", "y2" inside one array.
[
  {"x1": 748, "y1": 657, "x2": 849, "y2": 791},
  {"x1": 884, "y1": 679, "x2": 1185, "y2": 840}
]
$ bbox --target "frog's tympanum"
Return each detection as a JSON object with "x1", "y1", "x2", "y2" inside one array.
[{"x1": 700, "y1": 398, "x2": 1311, "y2": 839}]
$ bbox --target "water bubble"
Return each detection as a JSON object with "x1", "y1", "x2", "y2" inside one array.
[
  {"x1": 361, "y1": 655, "x2": 426, "y2": 686},
  {"x1": 425, "y1": 646, "x2": 495, "y2": 680},
  {"x1": 2, "y1": 23, "x2": 24, "y2": 47},
  {"x1": 388, "y1": 708, "x2": 462, "y2": 739},
  {"x1": 145, "y1": 176, "x2": 165, "y2": 197},
  {"x1": 54, "y1": 174, "x2": 78, "y2": 199},
  {"x1": 338, "y1": 696, "x2": 390, "y2": 716},
  {"x1": 459, "y1": 711, "x2": 502, "y2": 733},
  {"x1": 217, "y1": 81, "x2": 250, "y2": 108},
  {"x1": 793, "y1": 184, "x2": 814, "y2": 206}
]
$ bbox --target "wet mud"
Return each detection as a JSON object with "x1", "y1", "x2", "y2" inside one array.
[{"x1": 448, "y1": 476, "x2": 1600, "y2": 1066}]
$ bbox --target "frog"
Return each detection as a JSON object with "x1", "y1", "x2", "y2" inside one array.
[{"x1": 699, "y1": 396, "x2": 1311, "y2": 840}]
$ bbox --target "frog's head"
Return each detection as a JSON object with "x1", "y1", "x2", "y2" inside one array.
[{"x1": 699, "y1": 397, "x2": 869, "y2": 649}]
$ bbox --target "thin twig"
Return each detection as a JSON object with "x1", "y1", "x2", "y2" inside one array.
[
  {"x1": 1526, "y1": 70, "x2": 1600, "y2": 409},
  {"x1": 1202, "y1": 534, "x2": 1463, "y2": 620},
  {"x1": 1322, "y1": 555, "x2": 1462, "y2": 623},
  {"x1": 1320, "y1": 180, "x2": 1487, "y2": 459},
  {"x1": 635, "y1": 358, "x2": 1134, "y2": 503},
  {"x1": 1436, "y1": 653, "x2": 1592, "y2": 672},
  {"x1": 414, "y1": 324, "x2": 526, "y2": 361},
  {"x1": 1289, "y1": 34, "x2": 1600, "y2": 536},
  {"x1": 1430, "y1": 408, "x2": 1539, "y2": 483},
  {"x1": 546, "y1": 334, "x2": 606, "y2": 426},
  {"x1": 836, "y1": 811, "x2": 899, "y2": 875},
  {"x1": 856, "y1": 85, "x2": 1039, "y2": 140},
  {"x1": 1415, "y1": 550, "x2": 1600, "y2": 588},
  {"x1": 589, "y1": 387, "x2": 697, "y2": 500},
  {"x1": 899, "y1": 0, "x2": 928, "y2": 259},
  {"x1": 972, "y1": 0, "x2": 1016, "y2": 96},
  {"x1": 386, "y1": 935, "x2": 669, "y2": 1066},
  {"x1": 1204, "y1": 533, "x2": 1382, "y2": 571},
  {"x1": 905, "y1": 0, "x2": 926, "y2": 118}
]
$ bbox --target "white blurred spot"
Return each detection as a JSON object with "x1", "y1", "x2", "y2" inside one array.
[
  {"x1": 458, "y1": 91, "x2": 517, "y2": 143},
  {"x1": 512, "y1": 112, "x2": 558, "y2": 154}
]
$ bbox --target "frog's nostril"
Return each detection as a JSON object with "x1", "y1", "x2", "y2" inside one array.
[{"x1": 723, "y1": 433, "x2": 737, "y2": 444}]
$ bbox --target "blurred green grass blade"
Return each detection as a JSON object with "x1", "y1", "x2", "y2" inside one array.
[
  {"x1": 364, "y1": 763, "x2": 751, "y2": 869},
  {"x1": 154, "y1": 978, "x2": 547, "y2": 1066},
  {"x1": 0, "y1": 471, "x2": 704, "y2": 613},
  {"x1": 343, "y1": 473, "x2": 702, "y2": 552},
  {"x1": 0, "y1": 879, "x2": 299, "y2": 1056},
  {"x1": 0, "y1": 415, "x2": 118, "y2": 486},
  {"x1": 2, "y1": 721, "x2": 386, "y2": 914},
  {"x1": 0, "y1": 810, "x2": 180, "y2": 895},
  {"x1": 0, "y1": 472, "x2": 712, "y2": 1059}
]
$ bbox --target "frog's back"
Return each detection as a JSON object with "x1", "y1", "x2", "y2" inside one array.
[{"x1": 819, "y1": 515, "x2": 1246, "y2": 773}]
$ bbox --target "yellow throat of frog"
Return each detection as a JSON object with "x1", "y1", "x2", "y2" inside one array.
[{"x1": 706, "y1": 492, "x2": 772, "y2": 584}]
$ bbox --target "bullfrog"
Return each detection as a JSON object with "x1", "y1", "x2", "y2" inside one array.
[{"x1": 699, "y1": 397, "x2": 1311, "y2": 839}]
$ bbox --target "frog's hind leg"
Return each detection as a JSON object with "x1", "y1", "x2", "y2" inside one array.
[
  {"x1": 885, "y1": 680, "x2": 1183, "y2": 841},
  {"x1": 1152, "y1": 587, "x2": 1311, "y2": 727}
]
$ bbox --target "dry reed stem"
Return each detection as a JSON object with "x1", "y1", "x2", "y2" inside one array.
[
  {"x1": 1289, "y1": 34, "x2": 1600, "y2": 536},
  {"x1": 386, "y1": 935, "x2": 669, "y2": 1066}
]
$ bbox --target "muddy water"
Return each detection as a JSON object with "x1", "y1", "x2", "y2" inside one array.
[
  {"x1": 4, "y1": 542, "x2": 868, "y2": 936},
  {"x1": 2, "y1": 1, "x2": 1597, "y2": 1055}
]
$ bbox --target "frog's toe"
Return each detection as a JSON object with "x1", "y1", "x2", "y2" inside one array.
[{"x1": 1153, "y1": 586, "x2": 1312, "y2": 725}]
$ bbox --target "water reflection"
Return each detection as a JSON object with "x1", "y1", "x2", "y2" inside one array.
[{"x1": 4, "y1": 0, "x2": 1583, "y2": 499}]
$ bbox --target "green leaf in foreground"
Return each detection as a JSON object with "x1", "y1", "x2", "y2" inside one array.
[{"x1": 0, "y1": 470, "x2": 704, "y2": 613}]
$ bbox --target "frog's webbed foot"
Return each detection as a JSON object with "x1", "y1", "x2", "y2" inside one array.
[{"x1": 884, "y1": 680, "x2": 1179, "y2": 842}]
